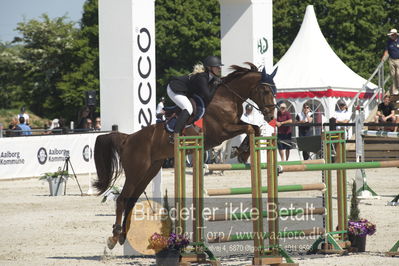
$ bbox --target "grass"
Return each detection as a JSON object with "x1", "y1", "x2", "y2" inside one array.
[{"x1": 0, "y1": 109, "x2": 49, "y2": 128}]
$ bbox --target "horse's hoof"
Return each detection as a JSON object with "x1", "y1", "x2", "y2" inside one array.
[
  {"x1": 107, "y1": 236, "x2": 117, "y2": 249},
  {"x1": 118, "y1": 233, "x2": 126, "y2": 245}
]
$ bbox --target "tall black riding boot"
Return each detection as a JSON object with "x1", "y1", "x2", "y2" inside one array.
[{"x1": 174, "y1": 109, "x2": 190, "y2": 134}]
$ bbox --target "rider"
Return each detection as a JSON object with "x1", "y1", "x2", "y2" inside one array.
[{"x1": 166, "y1": 55, "x2": 223, "y2": 135}]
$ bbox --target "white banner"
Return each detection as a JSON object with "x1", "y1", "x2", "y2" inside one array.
[{"x1": 0, "y1": 133, "x2": 103, "y2": 180}]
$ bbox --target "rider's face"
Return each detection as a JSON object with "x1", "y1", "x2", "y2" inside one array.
[{"x1": 210, "y1": 66, "x2": 221, "y2": 77}]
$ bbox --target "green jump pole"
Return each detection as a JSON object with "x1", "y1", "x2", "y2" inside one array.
[
  {"x1": 208, "y1": 207, "x2": 325, "y2": 221},
  {"x1": 206, "y1": 183, "x2": 325, "y2": 196},
  {"x1": 280, "y1": 160, "x2": 399, "y2": 172},
  {"x1": 208, "y1": 228, "x2": 325, "y2": 243},
  {"x1": 206, "y1": 159, "x2": 325, "y2": 171}
]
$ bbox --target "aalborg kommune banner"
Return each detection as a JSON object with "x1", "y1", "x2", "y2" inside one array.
[{"x1": 0, "y1": 133, "x2": 103, "y2": 180}]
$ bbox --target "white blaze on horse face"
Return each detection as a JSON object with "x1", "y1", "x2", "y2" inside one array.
[{"x1": 273, "y1": 97, "x2": 277, "y2": 118}]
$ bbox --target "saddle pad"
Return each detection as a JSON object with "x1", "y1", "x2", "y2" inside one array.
[{"x1": 165, "y1": 94, "x2": 205, "y2": 133}]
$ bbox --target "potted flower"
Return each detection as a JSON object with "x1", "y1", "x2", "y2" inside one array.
[
  {"x1": 148, "y1": 232, "x2": 190, "y2": 266},
  {"x1": 348, "y1": 180, "x2": 376, "y2": 252},
  {"x1": 39, "y1": 167, "x2": 69, "y2": 196},
  {"x1": 147, "y1": 190, "x2": 190, "y2": 266}
]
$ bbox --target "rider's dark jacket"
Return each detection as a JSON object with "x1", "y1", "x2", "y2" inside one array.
[{"x1": 169, "y1": 72, "x2": 220, "y2": 106}]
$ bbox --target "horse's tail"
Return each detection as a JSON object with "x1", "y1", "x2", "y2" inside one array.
[{"x1": 93, "y1": 132, "x2": 127, "y2": 195}]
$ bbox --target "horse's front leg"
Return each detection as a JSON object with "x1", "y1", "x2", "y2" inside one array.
[{"x1": 234, "y1": 125, "x2": 261, "y2": 163}]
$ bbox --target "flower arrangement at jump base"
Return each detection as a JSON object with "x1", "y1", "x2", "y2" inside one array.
[
  {"x1": 147, "y1": 190, "x2": 190, "y2": 266},
  {"x1": 347, "y1": 219, "x2": 376, "y2": 237},
  {"x1": 148, "y1": 232, "x2": 190, "y2": 253},
  {"x1": 347, "y1": 180, "x2": 376, "y2": 252},
  {"x1": 147, "y1": 232, "x2": 190, "y2": 266}
]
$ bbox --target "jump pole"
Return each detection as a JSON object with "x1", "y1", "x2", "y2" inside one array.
[
  {"x1": 174, "y1": 133, "x2": 219, "y2": 265},
  {"x1": 208, "y1": 207, "x2": 325, "y2": 222},
  {"x1": 205, "y1": 159, "x2": 325, "y2": 171},
  {"x1": 206, "y1": 183, "x2": 326, "y2": 196},
  {"x1": 362, "y1": 130, "x2": 399, "y2": 138},
  {"x1": 278, "y1": 160, "x2": 399, "y2": 172}
]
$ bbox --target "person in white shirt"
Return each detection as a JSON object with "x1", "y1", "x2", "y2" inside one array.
[
  {"x1": 17, "y1": 106, "x2": 30, "y2": 125},
  {"x1": 156, "y1": 97, "x2": 166, "y2": 122},
  {"x1": 333, "y1": 101, "x2": 351, "y2": 138},
  {"x1": 241, "y1": 104, "x2": 254, "y2": 124}
]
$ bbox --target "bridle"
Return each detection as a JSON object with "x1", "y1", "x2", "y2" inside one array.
[{"x1": 221, "y1": 82, "x2": 277, "y2": 113}]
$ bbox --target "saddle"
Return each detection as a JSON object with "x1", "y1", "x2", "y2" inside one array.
[{"x1": 160, "y1": 95, "x2": 205, "y2": 133}]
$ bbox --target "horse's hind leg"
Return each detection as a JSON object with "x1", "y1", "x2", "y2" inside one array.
[
  {"x1": 107, "y1": 192, "x2": 126, "y2": 249},
  {"x1": 118, "y1": 159, "x2": 164, "y2": 245},
  {"x1": 106, "y1": 158, "x2": 152, "y2": 249}
]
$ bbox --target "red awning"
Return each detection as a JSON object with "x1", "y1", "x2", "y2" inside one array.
[{"x1": 276, "y1": 89, "x2": 375, "y2": 99}]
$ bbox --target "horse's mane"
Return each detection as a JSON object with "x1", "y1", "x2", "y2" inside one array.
[{"x1": 222, "y1": 62, "x2": 259, "y2": 83}]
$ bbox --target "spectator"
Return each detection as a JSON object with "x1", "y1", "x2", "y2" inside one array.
[
  {"x1": 382, "y1": 29, "x2": 399, "y2": 95},
  {"x1": 296, "y1": 103, "x2": 313, "y2": 160},
  {"x1": 52, "y1": 118, "x2": 68, "y2": 134},
  {"x1": 86, "y1": 118, "x2": 94, "y2": 131},
  {"x1": 49, "y1": 119, "x2": 60, "y2": 130},
  {"x1": 7, "y1": 118, "x2": 21, "y2": 137},
  {"x1": 374, "y1": 95, "x2": 399, "y2": 131},
  {"x1": 18, "y1": 116, "x2": 32, "y2": 136},
  {"x1": 156, "y1": 97, "x2": 166, "y2": 122},
  {"x1": 77, "y1": 106, "x2": 91, "y2": 130},
  {"x1": 17, "y1": 106, "x2": 30, "y2": 125},
  {"x1": 241, "y1": 104, "x2": 254, "y2": 124},
  {"x1": 94, "y1": 117, "x2": 101, "y2": 131},
  {"x1": 332, "y1": 101, "x2": 352, "y2": 138},
  {"x1": 276, "y1": 102, "x2": 292, "y2": 161}
]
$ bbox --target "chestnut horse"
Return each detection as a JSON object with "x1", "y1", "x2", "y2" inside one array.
[{"x1": 94, "y1": 63, "x2": 277, "y2": 249}]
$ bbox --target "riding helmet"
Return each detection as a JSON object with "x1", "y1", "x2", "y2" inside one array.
[{"x1": 203, "y1": 56, "x2": 224, "y2": 67}]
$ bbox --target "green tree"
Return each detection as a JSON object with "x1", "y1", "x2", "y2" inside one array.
[
  {"x1": 58, "y1": 0, "x2": 99, "y2": 120},
  {"x1": 13, "y1": 14, "x2": 78, "y2": 119},
  {"x1": 155, "y1": 0, "x2": 220, "y2": 97},
  {"x1": 0, "y1": 43, "x2": 25, "y2": 109}
]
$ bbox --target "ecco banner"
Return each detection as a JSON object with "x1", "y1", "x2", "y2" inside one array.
[
  {"x1": 0, "y1": 133, "x2": 103, "y2": 180},
  {"x1": 99, "y1": 0, "x2": 156, "y2": 133}
]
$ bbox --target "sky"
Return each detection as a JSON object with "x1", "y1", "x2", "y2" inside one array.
[{"x1": 0, "y1": 0, "x2": 86, "y2": 42}]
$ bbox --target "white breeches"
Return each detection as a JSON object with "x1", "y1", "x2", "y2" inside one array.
[{"x1": 167, "y1": 85, "x2": 193, "y2": 115}]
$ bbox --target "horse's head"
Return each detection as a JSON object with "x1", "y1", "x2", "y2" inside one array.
[{"x1": 249, "y1": 67, "x2": 278, "y2": 122}]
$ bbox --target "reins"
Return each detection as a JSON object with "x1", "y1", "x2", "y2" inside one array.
[{"x1": 221, "y1": 82, "x2": 276, "y2": 112}]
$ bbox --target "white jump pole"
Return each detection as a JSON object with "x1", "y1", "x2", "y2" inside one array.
[{"x1": 362, "y1": 130, "x2": 399, "y2": 138}]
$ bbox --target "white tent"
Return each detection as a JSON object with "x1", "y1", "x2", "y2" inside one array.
[{"x1": 273, "y1": 5, "x2": 377, "y2": 120}]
